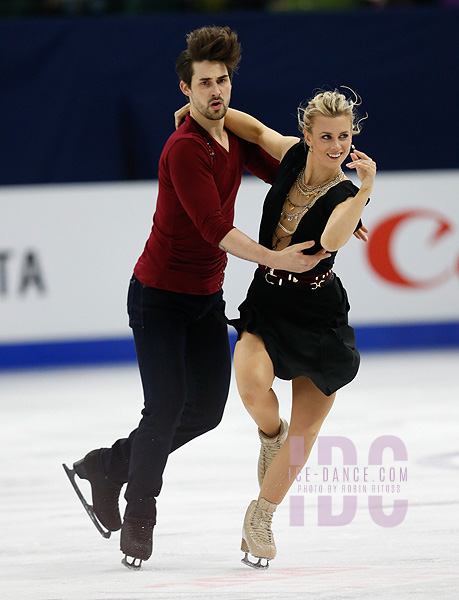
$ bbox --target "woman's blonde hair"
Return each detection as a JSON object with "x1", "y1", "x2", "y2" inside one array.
[{"x1": 297, "y1": 88, "x2": 365, "y2": 135}]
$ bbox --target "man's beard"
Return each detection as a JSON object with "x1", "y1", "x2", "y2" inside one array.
[
  {"x1": 200, "y1": 99, "x2": 228, "y2": 121},
  {"x1": 205, "y1": 106, "x2": 227, "y2": 120}
]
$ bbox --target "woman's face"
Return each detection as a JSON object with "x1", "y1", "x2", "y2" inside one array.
[{"x1": 304, "y1": 115, "x2": 352, "y2": 170}]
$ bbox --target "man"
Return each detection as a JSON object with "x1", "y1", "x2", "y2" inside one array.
[{"x1": 63, "y1": 26, "x2": 326, "y2": 570}]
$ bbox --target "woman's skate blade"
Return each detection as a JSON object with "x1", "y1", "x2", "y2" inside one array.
[
  {"x1": 241, "y1": 551, "x2": 270, "y2": 570},
  {"x1": 241, "y1": 539, "x2": 270, "y2": 569}
]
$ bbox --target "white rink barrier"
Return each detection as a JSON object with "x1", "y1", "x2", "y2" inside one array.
[{"x1": 1, "y1": 170, "x2": 458, "y2": 368}]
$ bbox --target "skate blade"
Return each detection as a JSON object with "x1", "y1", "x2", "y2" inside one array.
[
  {"x1": 241, "y1": 552, "x2": 270, "y2": 570},
  {"x1": 122, "y1": 556, "x2": 142, "y2": 570},
  {"x1": 62, "y1": 463, "x2": 111, "y2": 539}
]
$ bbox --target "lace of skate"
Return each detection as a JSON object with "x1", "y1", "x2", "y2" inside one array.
[
  {"x1": 258, "y1": 419, "x2": 288, "y2": 487},
  {"x1": 249, "y1": 504, "x2": 274, "y2": 545},
  {"x1": 259, "y1": 439, "x2": 282, "y2": 476}
]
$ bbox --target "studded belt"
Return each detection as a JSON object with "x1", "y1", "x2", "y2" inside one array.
[{"x1": 259, "y1": 266, "x2": 334, "y2": 289}]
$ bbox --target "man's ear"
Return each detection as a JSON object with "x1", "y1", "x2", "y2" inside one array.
[{"x1": 180, "y1": 81, "x2": 190, "y2": 98}]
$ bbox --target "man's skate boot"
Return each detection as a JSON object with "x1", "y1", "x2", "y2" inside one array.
[
  {"x1": 63, "y1": 449, "x2": 122, "y2": 537},
  {"x1": 121, "y1": 518, "x2": 154, "y2": 570},
  {"x1": 258, "y1": 418, "x2": 288, "y2": 488},
  {"x1": 241, "y1": 497, "x2": 277, "y2": 569}
]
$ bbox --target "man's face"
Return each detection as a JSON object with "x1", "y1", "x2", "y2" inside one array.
[{"x1": 180, "y1": 61, "x2": 232, "y2": 121}]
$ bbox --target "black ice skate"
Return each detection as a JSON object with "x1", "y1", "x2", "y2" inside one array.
[
  {"x1": 120, "y1": 517, "x2": 154, "y2": 570},
  {"x1": 62, "y1": 449, "x2": 122, "y2": 538}
]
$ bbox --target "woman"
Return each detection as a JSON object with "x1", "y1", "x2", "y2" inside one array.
[{"x1": 176, "y1": 89, "x2": 376, "y2": 569}]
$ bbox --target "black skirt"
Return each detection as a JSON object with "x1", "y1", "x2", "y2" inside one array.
[{"x1": 229, "y1": 268, "x2": 360, "y2": 396}]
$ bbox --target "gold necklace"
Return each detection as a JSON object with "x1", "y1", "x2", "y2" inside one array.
[
  {"x1": 294, "y1": 166, "x2": 344, "y2": 199},
  {"x1": 273, "y1": 195, "x2": 319, "y2": 249},
  {"x1": 282, "y1": 193, "x2": 317, "y2": 222},
  {"x1": 287, "y1": 189, "x2": 320, "y2": 209},
  {"x1": 273, "y1": 170, "x2": 345, "y2": 250}
]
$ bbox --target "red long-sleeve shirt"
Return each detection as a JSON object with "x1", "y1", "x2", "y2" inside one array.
[{"x1": 134, "y1": 116, "x2": 278, "y2": 294}]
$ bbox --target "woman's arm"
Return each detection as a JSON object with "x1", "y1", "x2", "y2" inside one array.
[
  {"x1": 321, "y1": 150, "x2": 376, "y2": 252},
  {"x1": 224, "y1": 109, "x2": 299, "y2": 161},
  {"x1": 174, "y1": 104, "x2": 299, "y2": 162}
]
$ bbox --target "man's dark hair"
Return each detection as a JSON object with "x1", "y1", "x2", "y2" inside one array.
[{"x1": 175, "y1": 26, "x2": 241, "y2": 86}]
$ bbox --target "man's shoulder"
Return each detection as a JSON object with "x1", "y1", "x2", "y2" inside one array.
[
  {"x1": 165, "y1": 122, "x2": 207, "y2": 148},
  {"x1": 161, "y1": 122, "x2": 210, "y2": 162}
]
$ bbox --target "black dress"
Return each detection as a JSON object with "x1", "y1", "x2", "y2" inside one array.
[{"x1": 232, "y1": 142, "x2": 363, "y2": 396}]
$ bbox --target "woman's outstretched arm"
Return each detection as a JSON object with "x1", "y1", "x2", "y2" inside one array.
[
  {"x1": 224, "y1": 108, "x2": 299, "y2": 161},
  {"x1": 174, "y1": 104, "x2": 299, "y2": 161}
]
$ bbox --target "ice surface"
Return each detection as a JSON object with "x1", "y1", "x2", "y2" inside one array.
[{"x1": 1, "y1": 350, "x2": 458, "y2": 599}]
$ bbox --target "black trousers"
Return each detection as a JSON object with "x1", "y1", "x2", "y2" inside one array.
[{"x1": 100, "y1": 275, "x2": 231, "y2": 522}]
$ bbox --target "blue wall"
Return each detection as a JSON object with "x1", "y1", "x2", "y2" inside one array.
[
  {"x1": 2, "y1": 321, "x2": 459, "y2": 371},
  {"x1": 1, "y1": 7, "x2": 458, "y2": 185}
]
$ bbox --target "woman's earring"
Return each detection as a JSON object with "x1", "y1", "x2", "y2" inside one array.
[
  {"x1": 351, "y1": 144, "x2": 355, "y2": 151},
  {"x1": 308, "y1": 146, "x2": 313, "y2": 153}
]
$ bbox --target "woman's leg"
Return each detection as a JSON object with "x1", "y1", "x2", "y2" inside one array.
[
  {"x1": 259, "y1": 376, "x2": 335, "y2": 505},
  {"x1": 233, "y1": 331, "x2": 280, "y2": 437}
]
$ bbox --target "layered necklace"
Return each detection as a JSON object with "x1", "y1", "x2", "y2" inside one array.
[{"x1": 272, "y1": 166, "x2": 345, "y2": 250}]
